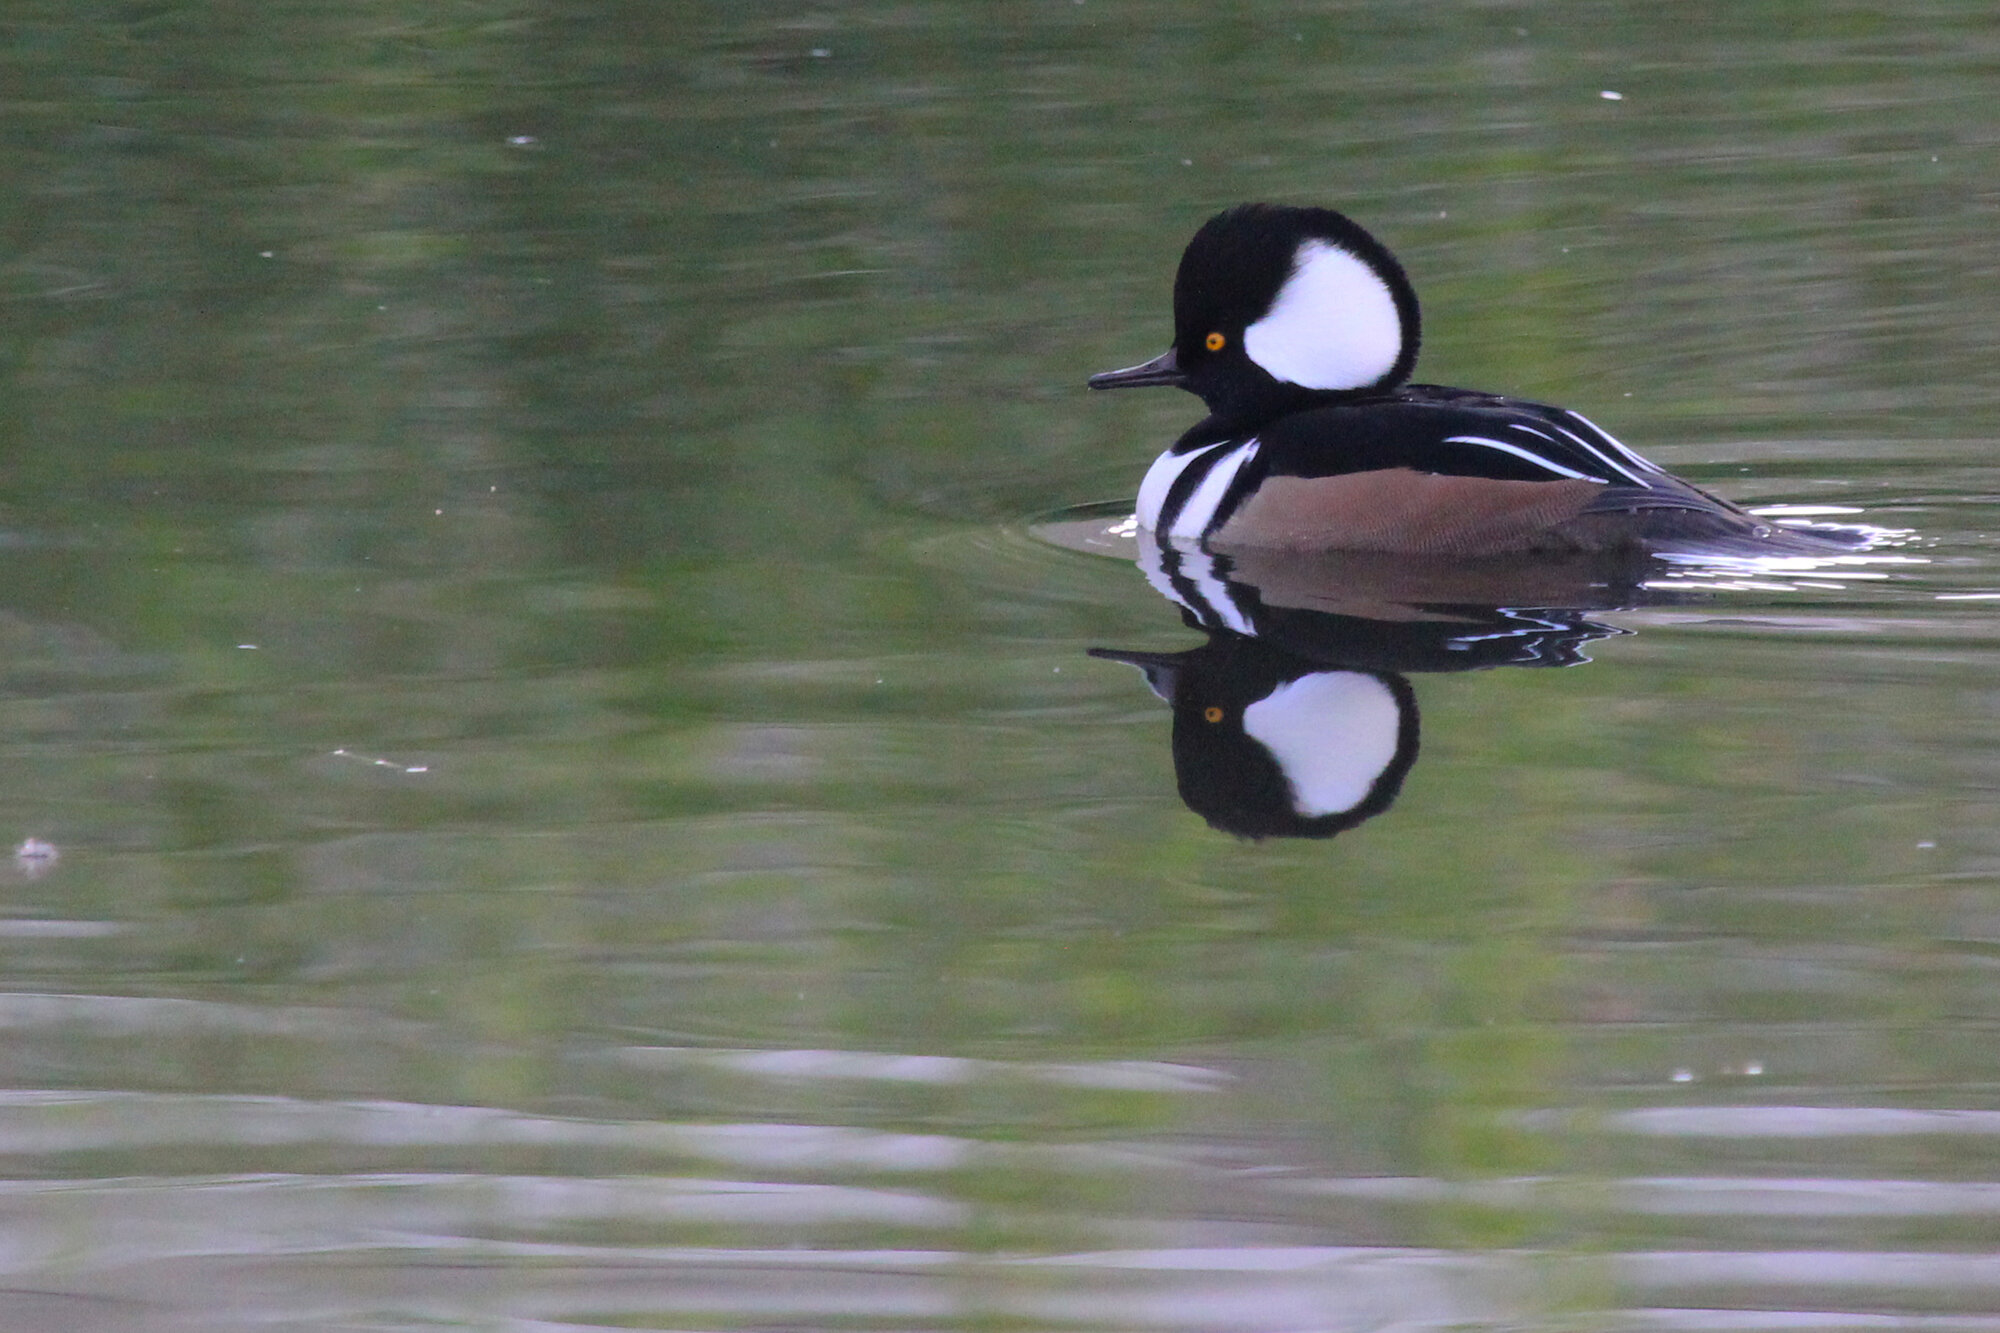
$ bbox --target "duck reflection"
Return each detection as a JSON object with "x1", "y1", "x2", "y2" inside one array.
[
  {"x1": 1093, "y1": 531, "x2": 1644, "y2": 839},
  {"x1": 1092, "y1": 638, "x2": 1423, "y2": 839}
]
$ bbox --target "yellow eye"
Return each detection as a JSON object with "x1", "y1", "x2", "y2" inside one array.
[
  {"x1": 1204, "y1": 331, "x2": 1226, "y2": 352},
  {"x1": 1202, "y1": 706, "x2": 1224, "y2": 723}
]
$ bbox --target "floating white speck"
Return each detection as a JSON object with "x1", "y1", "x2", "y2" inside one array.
[
  {"x1": 14, "y1": 838, "x2": 57, "y2": 864},
  {"x1": 1671, "y1": 1068, "x2": 1694, "y2": 1083},
  {"x1": 1917, "y1": 840, "x2": 1937, "y2": 849},
  {"x1": 508, "y1": 135, "x2": 536, "y2": 146},
  {"x1": 259, "y1": 250, "x2": 274, "y2": 258},
  {"x1": 332, "y1": 748, "x2": 430, "y2": 775},
  {"x1": 1744, "y1": 1061, "x2": 1764, "y2": 1076},
  {"x1": 810, "y1": 47, "x2": 830, "y2": 58},
  {"x1": 237, "y1": 643, "x2": 258, "y2": 650},
  {"x1": 14, "y1": 839, "x2": 58, "y2": 880},
  {"x1": 1601, "y1": 90, "x2": 1623, "y2": 100}
]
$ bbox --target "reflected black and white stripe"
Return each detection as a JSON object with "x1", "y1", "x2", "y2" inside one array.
[{"x1": 1137, "y1": 528, "x2": 1255, "y2": 636}]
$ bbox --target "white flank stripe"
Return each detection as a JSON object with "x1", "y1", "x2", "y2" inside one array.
[
  {"x1": 1136, "y1": 440, "x2": 1230, "y2": 531},
  {"x1": 1441, "y1": 435, "x2": 1606, "y2": 483},
  {"x1": 1243, "y1": 241, "x2": 1403, "y2": 391},
  {"x1": 1167, "y1": 440, "x2": 1259, "y2": 541},
  {"x1": 1241, "y1": 673, "x2": 1402, "y2": 817}
]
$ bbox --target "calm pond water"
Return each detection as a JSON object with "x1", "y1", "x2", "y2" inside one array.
[{"x1": 5, "y1": 3, "x2": 2000, "y2": 1329}]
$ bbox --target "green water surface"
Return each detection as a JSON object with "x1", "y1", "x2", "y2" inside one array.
[{"x1": 3, "y1": 3, "x2": 2000, "y2": 1328}]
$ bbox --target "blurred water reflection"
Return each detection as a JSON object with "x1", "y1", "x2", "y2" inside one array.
[{"x1": 3, "y1": 1, "x2": 2000, "y2": 1329}]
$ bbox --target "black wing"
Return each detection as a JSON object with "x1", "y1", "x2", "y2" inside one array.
[{"x1": 1252, "y1": 387, "x2": 1678, "y2": 483}]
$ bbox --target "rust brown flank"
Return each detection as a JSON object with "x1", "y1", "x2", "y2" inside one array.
[{"x1": 1209, "y1": 469, "x2": 1608, "y2": 556}]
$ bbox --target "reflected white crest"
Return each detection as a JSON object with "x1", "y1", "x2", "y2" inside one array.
[{"x1": 1241, "y1": 672, "x2": 1401, "y2": 816}]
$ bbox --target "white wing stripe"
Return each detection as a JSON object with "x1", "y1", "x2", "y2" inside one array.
[
  {"x1": 1544, "y1": 423, "x2": 1647, "y2": 484},
  {"x1": 1561, "y1": 410, "x2": 1659, "y2": 476},
  {"x1": 1441, "y1": 435, "x2": 1607, "y2": 483}
]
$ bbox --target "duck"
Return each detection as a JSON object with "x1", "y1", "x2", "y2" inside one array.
[{"x1": 1089, "y1": 203, "x2": 1858, "y2": 558}]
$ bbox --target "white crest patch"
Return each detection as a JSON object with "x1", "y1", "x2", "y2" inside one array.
[
  {"x1": 1241, "y1": 672, "x2": 1402, "y2": 816},
  {"x1": 1242, "y1": 239, "x2": 1404, "y2": 391}
]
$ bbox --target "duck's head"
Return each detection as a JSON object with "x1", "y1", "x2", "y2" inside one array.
[{"x1": 1089, "y1": 204, "x2": 1422, "y2": 423}]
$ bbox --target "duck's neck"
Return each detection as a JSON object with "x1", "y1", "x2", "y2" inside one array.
[{"x1": 1190, "y1": 381, "x2": 1401, "y2": 440}]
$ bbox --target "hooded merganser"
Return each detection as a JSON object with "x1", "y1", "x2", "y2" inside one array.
[{"x1": 1089, "y1": 204, "x2": 1858, "y2": 557}]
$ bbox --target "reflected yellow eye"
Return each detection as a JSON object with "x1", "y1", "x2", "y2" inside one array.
[
  {"x1": 1204, "y1": 331, "x2": 1226, "y2": 352},
  {"x1": 1202, "y1": 706, "x2": 1224, "y2": 723}
]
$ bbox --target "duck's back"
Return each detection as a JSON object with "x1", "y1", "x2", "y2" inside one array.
[{"x1": 1195, "y1": 386, "x2": 1832, "y2": 557}]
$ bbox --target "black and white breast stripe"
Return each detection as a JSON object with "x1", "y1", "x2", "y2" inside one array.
[
  {"x1": 1136, "y1": 438, "x2": 1263, "y2": 542},
  {"x1": 1134, "y1": 398, "x2": 1669, "y2": 543}
]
